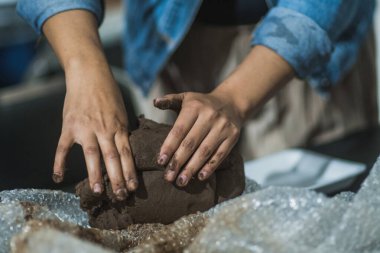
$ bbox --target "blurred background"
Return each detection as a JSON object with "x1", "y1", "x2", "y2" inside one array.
[{"x1": 1, "y1": 0, "x2": 380, "y2": 193}]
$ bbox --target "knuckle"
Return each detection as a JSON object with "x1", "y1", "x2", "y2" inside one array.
[
  {"x1": 97, "y1": 125, "x2": 111, "y2": 136},
  {"x1": 207, "y1": 158, "x2": 218, "y2": 167},
  {"x1": 117, "y1": 125, "x2": 129, "y2": 135},
  {"x1": 189, "y1": 99, "x2": 202, "y2": 109},
  {"x1": 219, "y1": 117, "x2": 230, "y2": 128},
  {"x1": 112, "y1": 180, "x2": 125, "y2": 189},
  {"x1": 104, "y1": 150, "x2": 120, "y2": 161},
  {"x1": 230, "y1": 126, "x2": 240, "y2": 138},
  {"x1": 84, "y1": 146, "x2": 99, "y2": 156},
  {"x1": 202, "y1": 107, "x2": 214, "y2": 117},
  {"x1": 170, "y1": 125, "x2": 185, "y2": 138},
  {"x1": 181, "y1": 138, "x2": 195, "y2": 151},
  {"x1": 125, "y1": 172, "x2": 137, "y2": 180},
  {"x1": 120, "y1": 146, "x2": 132, "y2": 157},
  {"x1": 204, "y1": 162, "x2": 217, "y2": 172},
  {"x1": 215, "y1": 151, "x2": 225, "y2": 160},
  {"x1": 209, "y1": 110, "x2": 220, "y2": 120},
  {"x1": 200, "y1": 145, "x2": 212, "y2": 158}
]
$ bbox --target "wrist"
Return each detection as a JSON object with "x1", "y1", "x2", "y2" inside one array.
[
  {"x1": 64, "y1": 48, "x2": 108, "y2": 73},
  {"x1": 64, "y1": 57, "x2": 117, "y2": 98},
  {"x1": 213, "y1": 46, "x2": 294, "y2": 123},
  {"x1": 211, "y1": 85, "x2": 251, "y2": 124}
]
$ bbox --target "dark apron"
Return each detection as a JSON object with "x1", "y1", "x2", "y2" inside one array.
[{"x1": 197, "y1": 0, "x2": 268, "y2": 26}]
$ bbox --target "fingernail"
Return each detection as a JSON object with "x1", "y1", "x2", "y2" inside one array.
[
  {"x1": 158, "y1": 154, "x2": 168, "y2": 165},
  {"x1": 127, "y1": 179, "x2": 138, "y2": 191},
  {"x1": 93, "y1": 183, "x2": 102, "y2": 194},
  {"x1": 199, "y1": 171, "x2": 207, "y2": 180},
  {"x1": 52, "y1": 173, "x2": 63, "y2": 183},
  {"x1": 177, "y1": 175, "x2": 188, "y2": 187},
  {"x1": 115, "y1": 188, "x2": 128, "y2": 201},
  {"x1": 164, "y1": 170, "x2": 176, "y2": 181}
]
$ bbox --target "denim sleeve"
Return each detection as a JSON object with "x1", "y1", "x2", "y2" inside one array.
[
  {"x1": 252, "y1": 0, "x2": 360, "y2": 79},
  {"x1": 16, "y1": 0, "x2": 104, "y2": 35}
]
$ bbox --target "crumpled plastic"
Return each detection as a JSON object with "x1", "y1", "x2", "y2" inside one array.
[
  {"x1": 3, "y1": 156, "x2": 380, "y2": 253},
  {"x1": 0, "y1": 189, "x2": 88, "y2": 227},
  {"x1": 187, "y1": 157, "x2": 380, "y2": 253},
  {"x1": 0, "y1": 189, "x2": 89, "y2": 253},
  {"x1": 12, "y1": 228, "x2": 115, "y2": 253},
  {"x1": 0, "y1": 203, "x2": 26, "y2": 253}
]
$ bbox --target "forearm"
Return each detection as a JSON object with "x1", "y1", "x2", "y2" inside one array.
[
  {"x1": 43, "y1": 10, "x2": 119, "y2": 99},
  {"x1": 43, "y1": 11, "x2": 108, "y2": 73},
  {"x1": 212, "y1": 45, "x2": 294, "y2": 122}
]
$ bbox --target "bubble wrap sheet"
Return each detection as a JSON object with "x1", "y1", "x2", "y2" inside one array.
[
  {"x1": 0, "y1": 189, "x2": 88, "y2": 227},
  {"x1": 0, "y1": 203, "x2": 26, "y2": 253},
  {"x1": 187, "y1": 157, "x2": 380, "y2": 253},
  {"x1": 2, "y1": 156, "x2": 380, "y2": 253},
  {"x1": 0, "y1": 190, "x2": 89, "y2": 253}
]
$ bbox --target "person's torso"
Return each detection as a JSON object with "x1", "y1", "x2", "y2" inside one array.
[{"x1": 123, "y1": 0, "x2": 374, "y2": 95}]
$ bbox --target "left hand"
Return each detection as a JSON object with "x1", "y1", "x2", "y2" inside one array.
[{"x1": 153, "y1": 91, "x2": 243, "y2": 187}]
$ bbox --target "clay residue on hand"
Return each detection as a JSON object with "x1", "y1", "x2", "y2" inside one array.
[{"x1": 76, "y1": 117, "x2": 245, "y2": 230}]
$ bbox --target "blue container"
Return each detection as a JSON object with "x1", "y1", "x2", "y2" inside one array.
[{"x1": 0, "y1": 1, "x2": 37, "y2": 87}]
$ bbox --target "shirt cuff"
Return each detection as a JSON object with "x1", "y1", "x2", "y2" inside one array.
[
  {"x1": 252, "y1": 7, "x2": 333, "y2": 79},
  {"x1": 16, "y1": 0, "x2": 104, "y2": 35}
]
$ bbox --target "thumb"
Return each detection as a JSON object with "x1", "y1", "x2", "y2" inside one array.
[{"x1": 153, "y1": 93, "x2": 184, "y2": 112}]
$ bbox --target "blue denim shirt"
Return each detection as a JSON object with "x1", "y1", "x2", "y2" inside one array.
[{"x1": 17, "y1": 0, "x2": 375, "y2": 96}]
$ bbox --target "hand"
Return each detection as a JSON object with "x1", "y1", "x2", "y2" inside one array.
[
  {"x1": 154, "y1": 91, "x2": 243, "y2": 187},
  {"x1": 41, "y1": 9, "x2": 138, "y2": 199},
  {"x1": 52, "y1": 65, "x2": 137, "y2": 200}
]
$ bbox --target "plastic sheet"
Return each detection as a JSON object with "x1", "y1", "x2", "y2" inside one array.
[
  {"x1": 187, "y1": 157, "x2": 380, "y2": 253},
  {"x1": 0, "y1": 190, "x2": 89, "y2": 253},
  {"x1": 3, "y1": 157, "x2": 380, "y2": 253},
  {"x1": 0, "y1": 189, "x2": 88, "y2": 227},
  {"x1": 0, "y1": 203, "x2": 25, "y2": 253},
  {"x1": 10, "y1": 219, "x2": 165, "y2": 253},
  {"x1": 243, "y1": 178, "x2": 262, "y2": 194},
  {"x1": 12, "y1": 228, "x2": 115, "y2": 253}
]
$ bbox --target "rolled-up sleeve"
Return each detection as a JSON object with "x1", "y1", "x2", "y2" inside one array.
[
  {"x1": 252, "y1": 0, "x2": 361, "y2": 81},
  {"x1": 16, "y1": 0, "x2": 104, "y2": 34}
]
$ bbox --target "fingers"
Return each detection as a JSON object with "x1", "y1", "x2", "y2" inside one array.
[
  {"x1": 157, "y1": 108, "x2": 198, "y2": 166},
  {"x1": 154, "y1": 93, "x2": 184, "y2": 112},
  {"x1": 177, "y1": 120, "x2": 240, "y2": 186},
  {"x1": 98, "y1": 136, "x2": 127, "y2": 201},
  {"x1": 82, "y1": 134, "x2": 103, "y2": 194},
  {"x1": 198, "y1": 138, "x2": 237, "y2": 181},
  {"x1": 176, "y1": 128, "x2": 224, "y2": 186},
  {"x1": 115, "y1": 130, "x2": 138, "y2": 192},
  {"x1": 163, "y1": 117, "x2": 211, "y2": 183},
  {"x1": 53, "y1": 132, "x2": 73, "y2": 183}
]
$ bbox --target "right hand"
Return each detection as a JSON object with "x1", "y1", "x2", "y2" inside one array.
[{"x1": 52, "y1": 63, "x2": 137, "y2": 201}]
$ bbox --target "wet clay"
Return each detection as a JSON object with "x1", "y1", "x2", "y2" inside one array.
[{"x1": 76, "y1": 117, "x2": 245, "y2": 230}]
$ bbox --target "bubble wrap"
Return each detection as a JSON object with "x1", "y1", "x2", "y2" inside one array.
[
  {"x1": 127, "y1": 213, "x2": 208, "y2": 253},
  {"x1": 243, "y1": 178, "x2": 262, "y2": 194},
  {"x1": 12, "y1": 228, "x2": 115, "y2": 253},
  {"x1": 3, "y1": 156, "x2": 380, "y2": 253},
  {"x1": 0, "y1": 189, "x2": 88, "y2": 227},
  {"x1": 187, "y1": 157, "x2": 380, "y2": 253},
  {"x1": 0, "y1": 203, "x2": 25, "y2": 253}
]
